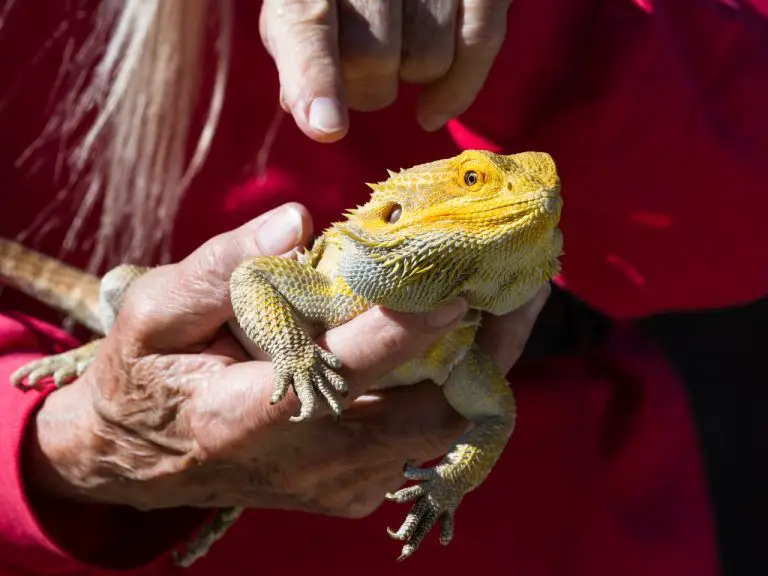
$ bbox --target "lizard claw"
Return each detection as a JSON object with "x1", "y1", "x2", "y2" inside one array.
[
  {"x1": 11, "y1": 340, "x2": 102, "y2": 390},
  {"x1": 272, "y1": 341, "x2": 347, "y2": 422},
  {"x1": 385, "y1": 463, "x2": 462, "y2": 560}
]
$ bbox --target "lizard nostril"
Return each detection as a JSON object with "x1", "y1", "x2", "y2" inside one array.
[{"x1": 543, "y1": 197, "x2": 560, "y2": 214}]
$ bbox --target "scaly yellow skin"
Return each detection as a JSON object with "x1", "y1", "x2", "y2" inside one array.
[{"x1": 4, "y1": 149, "x2": 563, "y2": 566}]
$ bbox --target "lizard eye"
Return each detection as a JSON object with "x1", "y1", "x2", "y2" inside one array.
[
  {"x1": 463, "y1": 170, "x2": 478, "y2": 186},
  {"x1": 386, "y1": 203, "x2": 402, "y2": 223}
]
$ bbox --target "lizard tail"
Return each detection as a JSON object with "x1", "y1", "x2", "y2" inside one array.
[
  {"x1": 172, "y1": 507, "x2": 244, "y2": 567},
  {"x1": 0, "y1": 237, "x2": 103, "y2": 334}
]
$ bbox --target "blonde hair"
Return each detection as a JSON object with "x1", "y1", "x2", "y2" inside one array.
[{"x1": 22, "y1": 0, "x2": 233, "y2": 272}]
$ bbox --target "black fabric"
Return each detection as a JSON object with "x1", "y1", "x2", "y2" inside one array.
[
  {"x1": 520, "y1": 285, "x2": 766, "y2": 576},
  {"x1": 640, "y1": 298, "x2": 767, "y2": 576},
  {"x1": 520, "y1": 284, "x2": 610, "y2": 361}
]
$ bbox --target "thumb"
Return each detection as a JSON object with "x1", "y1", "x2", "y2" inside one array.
[
  {"x1": 260, "y1": 0, "x2": 348, "y2": 142},
  {"x1": 122, "y1": 203, "x2": 313, "y2": 348}
]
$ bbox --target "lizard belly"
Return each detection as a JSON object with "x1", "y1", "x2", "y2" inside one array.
[{"x1": 370, "y1": 314, "x2": 481, "y2": 390}]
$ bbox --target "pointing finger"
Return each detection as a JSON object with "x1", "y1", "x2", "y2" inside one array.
[{"x1": 260, "y1": 0, "x2": 348, "y2": 142}]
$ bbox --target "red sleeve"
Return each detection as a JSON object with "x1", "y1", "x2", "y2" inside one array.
[{"x1": 0, "y1": 312, "x2": 208, "y2": 574}]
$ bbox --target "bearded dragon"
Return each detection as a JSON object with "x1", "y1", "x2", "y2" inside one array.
[{"x1": 0, "y1": 149, "x2": 564, "y2": 567}]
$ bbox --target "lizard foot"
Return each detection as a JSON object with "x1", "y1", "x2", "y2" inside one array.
[
  {"x1": 271, "y1": 341, "x2": 347, "y2": 423},
  {"x1": 385, "y1": 462, "x2": 462, "y2": 561},
  {"x1": 11, "y1": 340, "x2": 102, "y2": 390}
]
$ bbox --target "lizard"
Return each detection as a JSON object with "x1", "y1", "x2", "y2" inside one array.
[{"x1": 0, "y1": 149, "x2": 564, "y2": 567}]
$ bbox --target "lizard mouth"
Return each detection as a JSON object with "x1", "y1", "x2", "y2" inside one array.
[
  {"x1": 513, "y1": 187, "x2": 563, "y2": 219},
  {"x1": 453, "y1": 189, "x2": 562, "y2": 224}
]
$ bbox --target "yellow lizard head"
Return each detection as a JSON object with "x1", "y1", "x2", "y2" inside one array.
[{"x1": 332, "y1": 150, "x2": 564, "y2": 314}]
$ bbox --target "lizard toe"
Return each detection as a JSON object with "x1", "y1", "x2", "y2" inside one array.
[
  {"x1": 388, "y1": 471, "x2": 464, "y2": 560},
  {"x1": 277, "y1": 343, "x2": 347, "y2": 422},
  {"x1": 12, "y1": 356, "x2": 77, "y2": 389},
  {"x1": 403, "y1": 462, "x2": 439, "y2": 482},
  {"x1": 439, "y1": 510, "x2": 455, "y2": 546},
  {"x1": 316, "y1": 346, "x2": 342, "y2": 370},
  {"x1": 385, "y1": 483, "x2": 425, "y2": 504},
  {"x1": 269, "y1": 373, "x2": 291, "y2": 405},
  {"x1": 393, "y1": 498, "x2": 440, "y2": 561},
  {"x1": 311, "y1": 373, "x2": 343, "y2": 417},
  {"x1": 10, "y1": 363, "x2": 38, "y2": 389},
  {"x1": 289, "y1": 373, "x2": 317, "y2": 423},
  {"x1": 320, "y1": 364, "x2": 347, "y2": 396}
]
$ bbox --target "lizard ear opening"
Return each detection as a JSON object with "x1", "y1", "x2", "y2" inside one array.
[{"x1": 386, "y1": 203, "x2": 403, "y2": 224}]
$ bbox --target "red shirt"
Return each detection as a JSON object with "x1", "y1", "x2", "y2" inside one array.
[{"x1": 2, "y1": 0, "x2": 767, "y2": 574}]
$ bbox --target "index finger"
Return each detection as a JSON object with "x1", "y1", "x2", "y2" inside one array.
[
  {"x1": 214, "y1": 298, "x2": 470, "y2": 425},
  {"x1": 476, "y1": 284, "x2": 551, "y2": 374},
  {"x1": 260, "y1": 0, "x2": 349, "y2": 142}
]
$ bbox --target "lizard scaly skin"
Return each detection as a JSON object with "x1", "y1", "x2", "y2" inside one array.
[{"x1": 1, "y1": 149, "x2": 564, "y2": 566}]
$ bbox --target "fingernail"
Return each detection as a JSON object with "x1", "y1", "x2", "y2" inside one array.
[
  {"x1": 426, "y1": 298, "x2": 468, "y2": 328},
  {"x1": 308, "y1": 97, "x2": 345, "y2": 134},
  {"x1": 256, "y1": 206, "x2": 303, "y2": 254},
  {"x1": 419, "y1": 113, "x2": 449, "y2": 133}
]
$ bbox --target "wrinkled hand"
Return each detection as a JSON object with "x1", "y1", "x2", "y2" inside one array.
[
  {"x1": 260, "y1": 0, "x2": 513, "y2": 141},
  {"x1": 24, "y1": 202, "x2": 547, "y2": 518}
]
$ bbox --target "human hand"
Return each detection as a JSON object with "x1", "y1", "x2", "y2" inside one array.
[
  {"x1": 24, "y1": 202, "x2": 547, "y2": 518},
  {"x1": 259, "y1": 0, "x2": 513, "y2": 142}
]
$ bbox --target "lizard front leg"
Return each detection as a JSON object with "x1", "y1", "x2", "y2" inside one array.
[
  {"x1": 229, "y1": 255, "x2": 367, "y2": 423},
  {"x1": 385, "y1": 344, "x2": 516, "y2": 559},
  {"x1": 11, "y1": 265, "x2": 150, "y2": 389},
  {"x1": 175, "y1": 257, "x2": 366, "y2": 567}
]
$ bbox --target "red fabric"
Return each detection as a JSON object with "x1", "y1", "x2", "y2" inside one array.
[{"x1": 2, "y1": 0, "x2": 767, "y2": 574}]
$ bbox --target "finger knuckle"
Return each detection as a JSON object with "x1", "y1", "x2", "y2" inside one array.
[
  {"x1": 372, "y1": 322, "x2": 409, "y2": 357},
  {"x1": 312, "y1": 480, "x2": 356, "y2": 513},
  {"x1": 120, "y1": 285, "x2": 159, "y2": 331},
  {"x1": 400, "y1": 51, "x2": 452, "y2": 84},
  {"x1": 190, "y1": 232, "x2": 240, "y2": 285},
  {"x1": 340, "y1": 500, "x2": 379, "y2": 519},
  {"x1": 345, "y1": 84, "x2": 398, "y2": 113},
  {"x1": 277, "y1": 472, "x2": 309, "y2": 496},
  {"x1": 337, "y1": 493, "x2": 382, "y2": 519},
  {"x1": 337, "y1": 471, "x2": 404, "y2": 519},
  {"x1": 316, "y1": 493, "x2": 352, "y2": 516},
  {"x1": 338, "y1": 0, "x2": 401, "y2": 77},
  {"x1": 272, "y1": 0, "x2": 333, "y2": 25},
  {"x1": 342, "y1": 51, "x2": 400, "y2": 82},
  {"x1": 464, "y1": 21, "x2": 507, "y2": 56}
]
